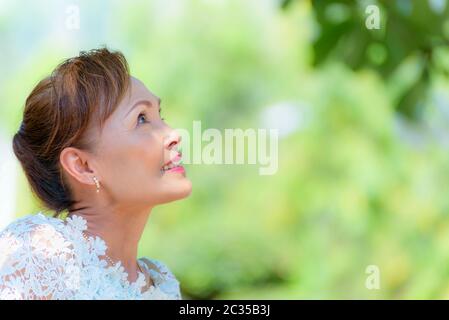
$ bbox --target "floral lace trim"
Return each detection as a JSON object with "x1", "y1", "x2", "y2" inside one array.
[
  {"x1": 62, "y1": 214, "x2": 146, "y2": 290},
  {"x1": 40, "y1": 212, "x2": 178, "y2": 298}
]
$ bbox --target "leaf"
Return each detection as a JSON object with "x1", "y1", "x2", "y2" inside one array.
[
  {"x1": 396, "y1": 76, "x2": 429, "y2": 121},
  {"x1": 313, "y1": 20, "x2": 353, "y2": 66}
]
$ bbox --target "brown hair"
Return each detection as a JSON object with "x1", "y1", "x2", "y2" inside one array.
[{"x1": 12, "y1": 48, "x2": 130, "y2": 217}]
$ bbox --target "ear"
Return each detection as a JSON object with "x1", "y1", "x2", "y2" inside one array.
[{"x1": 59, "y1": 147, "x2": 98, "y2": 186}]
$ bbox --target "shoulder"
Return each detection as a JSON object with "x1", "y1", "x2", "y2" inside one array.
[
  {"x1": 0, "y1": 211, "x2": 64, "y2": 235},
  {"x1": 139, "y1": 257, "x2": 182, "y2": 299},
  {"x1": 0, "y1": 212, "x2": 78, "y2": 299},
  {"x1": 0, "y1": 212, "x2": 70, "y2": 255}
]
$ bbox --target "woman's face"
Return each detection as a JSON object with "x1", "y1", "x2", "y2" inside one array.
[{"x1": 86, "y1": 77, "x2": 192, "y2": 207}]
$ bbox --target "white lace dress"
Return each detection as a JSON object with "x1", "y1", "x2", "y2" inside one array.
[{"x1": 0, "y1": 212, "x2": 182, "y2": 300}]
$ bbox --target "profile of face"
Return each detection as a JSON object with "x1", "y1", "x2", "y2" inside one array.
[{"x1": 60, "y1": 77, "x2": 192, "y2": 210}]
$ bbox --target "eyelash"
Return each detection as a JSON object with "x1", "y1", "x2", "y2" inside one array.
[{"x1": 137, "y1": 112, "x2": 165, "y2": 126}]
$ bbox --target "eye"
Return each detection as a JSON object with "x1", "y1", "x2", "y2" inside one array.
[{"x1": 137, "y1": 112, "x2": 149, "y2": 125}]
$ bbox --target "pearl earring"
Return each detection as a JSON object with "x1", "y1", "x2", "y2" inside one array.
[{"x1": 92, "y1": 176, "x2": 100, "y2": 193}]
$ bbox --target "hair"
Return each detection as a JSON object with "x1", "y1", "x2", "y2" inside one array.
[{"x1": 12, "y1": 47, "x2": 130, "y2": 217}]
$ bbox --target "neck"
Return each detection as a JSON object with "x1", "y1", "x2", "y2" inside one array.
[{"x1": 67, "y1": 203, "x2": 152, "y2": 283}]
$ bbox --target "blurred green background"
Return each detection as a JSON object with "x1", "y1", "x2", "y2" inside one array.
[{"x1": 1, "y1": 0, "x2": 449, "y2": 299}]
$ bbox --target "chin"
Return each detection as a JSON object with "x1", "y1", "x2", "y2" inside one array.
[
  {"x1": 159, "y1": 180, "x2": 192, "y2": 204},
  {"x1": 175, "y1": 179, "x2": 193, "y2": 199}
]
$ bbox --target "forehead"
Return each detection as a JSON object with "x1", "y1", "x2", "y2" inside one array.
[{"x1": 124, "y1": 77, "x2": 159, "y2": 106}]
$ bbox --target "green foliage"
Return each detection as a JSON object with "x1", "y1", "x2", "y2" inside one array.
[{"x1": 282, "y1": 0, "x2": 449, "y2": 120}]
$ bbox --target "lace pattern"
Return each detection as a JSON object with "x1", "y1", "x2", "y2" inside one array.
[{"x1": 0, "y1": 212, "x2": 181, "y2": 300}]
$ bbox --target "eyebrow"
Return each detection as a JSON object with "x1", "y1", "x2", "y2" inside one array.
[{"x1": 125, "y1": 97, "x2": 162, "y2": 118}]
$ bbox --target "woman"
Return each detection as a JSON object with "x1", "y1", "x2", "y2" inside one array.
[{"x1": 0, "y1": 48, "x2": 192, "y2": 299}]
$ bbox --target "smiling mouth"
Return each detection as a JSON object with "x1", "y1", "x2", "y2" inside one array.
[
  {"x1": 161, "y1": 162, "x2": 182, "y2": 171},
  {"x1": 161, "y1": 153, "x2": 184, "y2": 173}
]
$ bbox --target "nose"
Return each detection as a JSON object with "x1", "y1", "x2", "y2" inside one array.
[{"x1": 164, "y1": 129, "x2": 181, "y2": 150}]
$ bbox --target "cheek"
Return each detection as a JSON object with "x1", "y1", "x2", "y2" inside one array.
[{"x1": 99, "y1": 133, "x2": 163, "y2": 187}]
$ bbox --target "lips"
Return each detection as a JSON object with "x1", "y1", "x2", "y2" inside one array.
[
  {"x1": 161, "y1": 152, "x2": 183, "y2": 172},
  {"x1": 165, "y1": 166, "x2": 185, "y2": 175}
]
